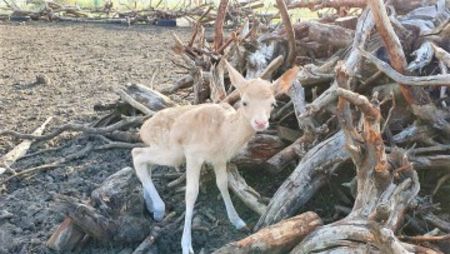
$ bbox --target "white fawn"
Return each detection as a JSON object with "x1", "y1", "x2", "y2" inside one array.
[{"x1": 132, "y1": 61, "x2": 299, "y2": 254}]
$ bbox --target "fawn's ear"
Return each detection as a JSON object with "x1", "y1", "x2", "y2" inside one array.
[
  {"x1": 225, "y1": 60, "x2": 246, "y2": 90},
  {"x1": 272, "y1": 66, "x2": 300, "y2": 95}
]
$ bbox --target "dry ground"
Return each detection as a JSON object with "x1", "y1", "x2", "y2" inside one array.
[{"x1": 0, "y1": 22, "x2": 260, "y2": 254}]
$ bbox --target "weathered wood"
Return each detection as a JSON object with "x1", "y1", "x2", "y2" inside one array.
[
  {"x1": 209, "y1": 59, "x2": 227, "y2": 102},
  {"x1": 121, "y1": 83, "x2": 176, "y2": 112},
  {"x1": 407, "y1": 41, "x2": 434, "y2": 72},
  {"x1": 360, "y1": 49, "x2": 450, "y2": 87},
  {"x1": 263, "y1": 133, "x2": 315, "y2": 174},
  {"x1": 260, "y1": 55, "x2": 284, "y2": 80},
  {"x1": 287, "y1": 0, "x2": 438, "y2": 15},
  {"x1": 227, "y1": 164, "x2": 267, "y2": 216},
  {"x1": 213, "y1": 212, "x2": 322, "y2": 254},
  {"x1": 0, "y1": 117, "x2": 52, "y2": 175},
  {"x1": 368, "y1": 0, "x2": 450, "y2": 139},
  {"x1": 49, "y1": 167, "x2": 153, "y2": 248},
  {"x1": 214, "y1": 0, "x2": 229, "y2": 51},
  {"x1": 160, "y1": 75, "x2": 193, "y2": 94},
  {"x1": 276, "y1": 0, "x2": 296, "y2": 66},
  {"x1": 46, "y1": 217, "x2": 86, "y2": 251},
  {"x1": 232, "y1": 134, "x2": 286, "y2": 167},
  {"x1": 288, "y1": 0, "x2": 366, "y2": 10},
  {"x1": 292, "y1": 21, "x2": 355, "y2": 59},
  {"x1": 432, "y1": 43, "x2": 450, "y2": 67},
  {"x1": 255, "y1": 131, "x2": 349, "y2": 229},
  {"x1": 335, "y1": 16, "x2": 359, "y2": 29},
  {"x1": 193, "y1": 68, "x2": 210, "y2": 104},
  {"x1": 291, "y1": 24, "x2": 422, "y2": 251}
]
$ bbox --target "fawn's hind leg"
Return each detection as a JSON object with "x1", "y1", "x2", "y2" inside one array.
[
  {"x1": 181, "y1": 154, "x2": 203, "y2": 254},
  {"x1": 132, "y1": 147, "x2": 165, "y2": 221}
]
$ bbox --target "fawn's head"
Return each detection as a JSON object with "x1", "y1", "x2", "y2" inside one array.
[{"x1": 226, "y1": 61, "x2": 299, "y2": 131}]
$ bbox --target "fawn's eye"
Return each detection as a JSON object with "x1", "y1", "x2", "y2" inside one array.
[{"x1": 242, "y1": 101, "x2": 248, "y2": 107}]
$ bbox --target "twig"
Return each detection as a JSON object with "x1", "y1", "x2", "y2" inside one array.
[
  {"x1": 0, "y1": 117, "x2": 53, "y2": 175},
  {"x1": 167, "y1": 173, "x2": 186, "y2": 188},
  {"x1": 432, "y1": 173, "x2": 450, "y2": 196},
  {"x1": 118, "y1": 89, "x2": 155, "y2": 115},
  {"x1": 18, "y1": 143, "x2": 71, "y2": 161},
  {"x1": 336, "y1": 88, "x2": 380, "y2": 120},
  {"x1": 399, "y1": 234, "x2": 450, "y2": 242},
  {"x1": 0, "y1": 116, "x2": 146, "y2": 143},
  {"x1": 1, "y1": 143, "x2": 94, "y2": 184},
  {"x1": 381, "y1": 92, "x2": 395, "y2": 134},
  {"x1": 432, "y1": 43, "x2": 450, "y2": 67}
]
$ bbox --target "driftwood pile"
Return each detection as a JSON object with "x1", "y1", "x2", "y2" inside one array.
[
  {"x1": 0, "y1": 0, "x2": 270, "y2": 27},
  {"x1": 1, "y1": 0, "x2": 450, "y2": 253}
]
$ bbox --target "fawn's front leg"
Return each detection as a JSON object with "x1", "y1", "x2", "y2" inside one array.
[{"x1": 213, "y1": 162, "x2": 247, "y2": 230}]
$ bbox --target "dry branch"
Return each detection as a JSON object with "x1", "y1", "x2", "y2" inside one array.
[
  {"x1": 288, "y1": 0, "x2": 366, "y2": 10},
  {"x1": 360, "y1": 49, "x2": 450, "y2": 87},
  {"x1": 0, "y1": 116, "x2": 145, "y2": 143},
  {"x1": 0, "y1": 117, "x2": 52, "y2": 175},
  {"x1": 1, "y1": 143, "x2": 94, "y2": 184},
  {"x1": 368, "y1": 0, "x2": 450, "y2": 138},
  {"x1": 227, "y1": 164, "x2": 267, "y2": 216},
  {"x1": 214, "y1": 0, "x2": 229, "y2": 51},
  {"x1": 276, "y1": 0, "x2": 296, "y2": 66}
]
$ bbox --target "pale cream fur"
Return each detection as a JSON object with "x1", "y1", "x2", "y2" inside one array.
[{"x1": 132, "y1": 61, "x2": 299, "y2": 254}]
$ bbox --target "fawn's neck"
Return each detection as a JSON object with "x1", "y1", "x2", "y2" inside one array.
[{"x1": 221, "y1": 107, "x2": 256, "y2": 159}]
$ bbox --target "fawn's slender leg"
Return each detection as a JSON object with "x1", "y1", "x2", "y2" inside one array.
[
  {"x1": 213, "y1": 162, "x2": 246, "y2": 229},
  {"x1": 181, "y1": 155, "x2": 203, "y2": 254},
  {"x1": 132, "y1": 147, "x2": 165, "y2": 221}
]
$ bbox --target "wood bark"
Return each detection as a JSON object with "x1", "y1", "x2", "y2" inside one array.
[
  {"x1": 213, "y1": 212, "x2": 322, "y2": 254},
  {"x1": 256, "y1": 8, "x2": 376, "y2": 229},
  {"x1": 255, "y1": 131, "x2": 349, "y2": 229},
  {"x1": 232, "y1": 134, "x2": 286, "y2": 168},
  {"x1": 227, "y1": 164, "x2": 268, "y2": 216},
  {"x1": 368, "y1": 0, "x2": 450, "y2": 137},
  {"x1": 48, "y1": 167, "x2": 153, "y2": 249},
  {"x1": 276, "y1": 0, "x2": 296, "y2": 66},
  {"x1": 214, "y1": 0, "x2": 229, "y2": 51}
]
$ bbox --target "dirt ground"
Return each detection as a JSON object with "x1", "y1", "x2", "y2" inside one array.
[
  {"x1": 0, "y1": 19, "x2": 372, "y2": 254},
  {"x1": 0, "y1": 22, "x2": 308, "y2": 254}
]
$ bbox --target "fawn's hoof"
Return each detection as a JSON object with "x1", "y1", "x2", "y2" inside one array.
[
  {"x1": 152, "y1": 209, "x2": 165, "y2": 222},
  {"x1": 238, "y1": 224, "x2": 251, "y2": 234},
  {"x1": 181, "y1": 242, "x2": 194, "y2": 254},
  {"x1": 143, "y1": 188, "x2": 165, "y2": 222},
  {"x1": 232, "y1": 218, "x2": 247, "y2": 230}
]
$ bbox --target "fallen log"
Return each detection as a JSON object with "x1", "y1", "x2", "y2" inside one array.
[
  {"x1": 212, "y1": 212, "x2": 322, "y2": 254},
  {"x1": 48, "y1": 167, "x2": 153, "y2": 250},
  {"x1": 255, "y1": 131, "x2": 349, "y2": 229}
]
